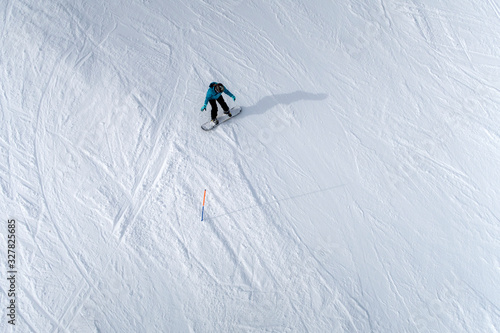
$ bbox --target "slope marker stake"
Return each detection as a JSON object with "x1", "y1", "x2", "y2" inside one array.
[{"x1": 201, "y1": 189, "x2": 207, "y2": 221}]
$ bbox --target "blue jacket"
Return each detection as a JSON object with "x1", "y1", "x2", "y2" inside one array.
[{"x1": 203, "y1": 82, "x2": 234, "y2": 106}]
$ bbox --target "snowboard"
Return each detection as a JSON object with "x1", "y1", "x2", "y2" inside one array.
[{"x1": 201, "y1": 106, "x2": 242, "y2": 131}]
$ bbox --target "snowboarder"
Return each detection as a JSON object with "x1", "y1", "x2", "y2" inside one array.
[{"x1": 201, "y1": 82, "x2": 236, "y2": 125}]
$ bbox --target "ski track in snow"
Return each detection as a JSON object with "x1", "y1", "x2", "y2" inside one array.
[{"x1": 1, "y1": 0, "x2": 500, "y2": 331}]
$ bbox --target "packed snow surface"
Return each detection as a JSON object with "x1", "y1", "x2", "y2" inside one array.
[{"x1": 1, "y1": 0, "x2": 500, "y2": 331}]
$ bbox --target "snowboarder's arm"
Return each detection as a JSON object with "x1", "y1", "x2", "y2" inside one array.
[
  {"x1": 203, "y1": 90, "x2": 211, "y2": 107},
  {"x1": 223, "y1": 88, "x2": 235, "y2": 99}
]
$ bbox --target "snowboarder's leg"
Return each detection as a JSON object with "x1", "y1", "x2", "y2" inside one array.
[
  {"x1": 217, "y1": 96, "x2": 229, "y2": 113},
  {"x1": 209, "y1": 99, "x2": 218, "y2": 121},
  {"x1": 217, "y1": 96, "x2": 231, "y2": 116}
]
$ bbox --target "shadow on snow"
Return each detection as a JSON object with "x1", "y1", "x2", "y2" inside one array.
[{"x1": 240, "y1": 91, "x2": 328, "y2": 117}]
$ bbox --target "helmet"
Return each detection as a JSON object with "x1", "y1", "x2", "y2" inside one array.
[{"x1": 214, "y1": 83, "x2": 225, "y2": 93}]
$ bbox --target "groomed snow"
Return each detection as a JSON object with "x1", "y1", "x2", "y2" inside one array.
[{"x1": 1, "y1": 0, "x2": 499, "y2": 331}]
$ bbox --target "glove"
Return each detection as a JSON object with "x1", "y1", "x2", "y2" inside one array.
[
  {"x1": 201, "y1": 105, "x2": 206, "y2": 111},
  {"x1": 232, "y1": 96, "x2": 236, "y2": 101}
]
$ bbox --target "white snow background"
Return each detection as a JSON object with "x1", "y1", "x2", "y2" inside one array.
[{"x1": 1, "y1": 0, "x2": 500, "y2": 331}]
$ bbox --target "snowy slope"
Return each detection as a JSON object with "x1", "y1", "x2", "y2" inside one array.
[{"x1": 1, "y1": 0, "x2": 500, "y2": 331}]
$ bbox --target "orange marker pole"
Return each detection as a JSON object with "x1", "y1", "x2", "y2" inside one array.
[{"x1": 201, "y1": 189, "x2": 207, "y2": 221}]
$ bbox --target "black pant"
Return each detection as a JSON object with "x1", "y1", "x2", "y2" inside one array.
[{"x1": 209, "y1": 96, "x2": 229, "y2": 120}]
